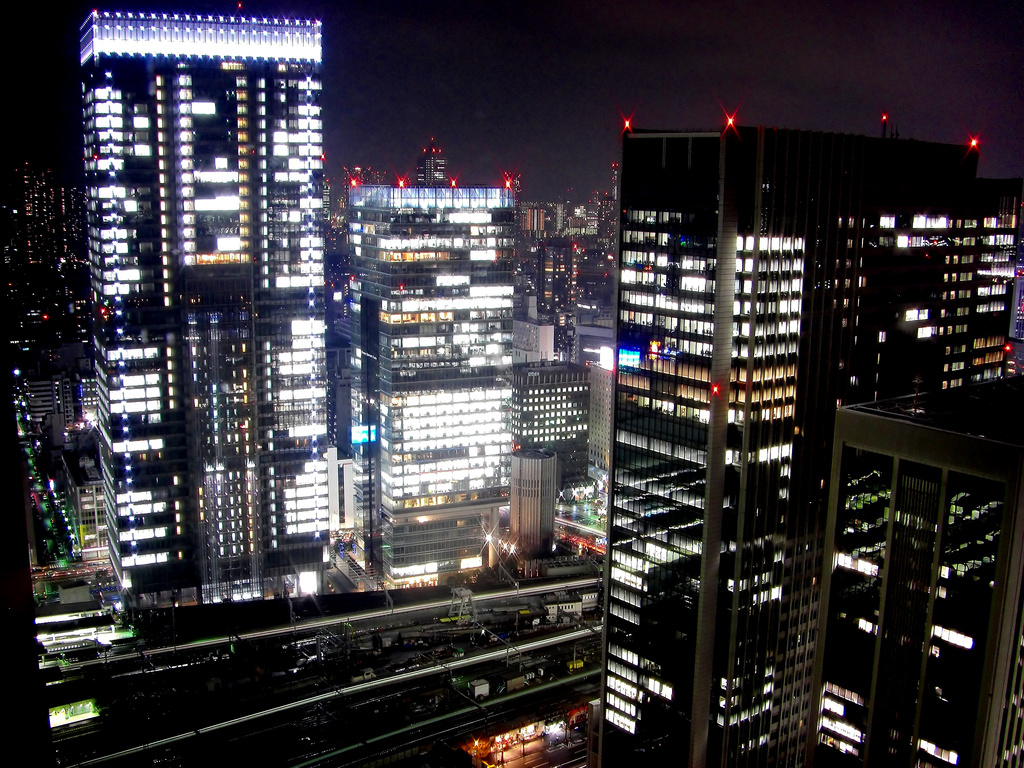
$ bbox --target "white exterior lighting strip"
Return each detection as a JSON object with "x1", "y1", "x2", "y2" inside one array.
[{"x1": 82, "y1": 12, "x2": 322, "y2": 65}]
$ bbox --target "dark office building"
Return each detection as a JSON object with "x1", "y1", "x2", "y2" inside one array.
[
  {"x1": 599, "y1": 126, "x2": 1020, "y2": 767},
  {"x1": 533, "y1": 238, "x2": 580, "y2": 317},
  {"x1": 814, "y1": 378, "x2": 1024, "y2": 767}
]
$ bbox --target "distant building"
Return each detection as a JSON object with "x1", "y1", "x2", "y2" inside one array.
[
  {"x1": 415, "y1": 138, "x2": 448, "y2": 187},
  {"x1": 519, "y1": 203, "x2": 548, "y2": 238},
  {"x1": 81, "y1": 11, "x2": 328, "y2": 605},
  {"x1": 510, "y1": 362, "x2": 589, "y2": 491},
  {"x1": 534, "y1": 238, "x2": 579, "y2": 316},
  {"x1": 59, "y1": 453, "x2": 108, "y2": 564},
  {"x1": 3, "y1": 164, "x2": 89, "y2": 350},
  {"x1": 571, "y1": 322, "x2": 613, "y2": 367},
  {"x1": 512, "y1": 315, "x2": 556, "y2": 364},
  {"x1": 348, "y1": 184, "x2": 514, "y2": 586},
  {"x1": 815, "y1": 378, "x2": 1024, "y2": 767},
  {"x1": 586, "y1": 362, "x2": 614, "y2": 473}
]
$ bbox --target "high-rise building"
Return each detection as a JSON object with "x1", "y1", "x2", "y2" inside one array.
[
  {"x1": 814, "y1": 378, "x2": 1024, "y2": 767},
  {"x1": 415, "y1": 138, "x2": 448, "y2": 187},
  {"x1": 533, "y1": 238, "x2": 580, "y2": 317},
  {"x1": 81, "y1": 11, "x2": 328, "y2": 606},
  {"x1": 599, "y1": 126, "x2": 1020, "y2": 766},
  {"x1": 348, "y1": 184, "x2": 514, "y2": 586}
]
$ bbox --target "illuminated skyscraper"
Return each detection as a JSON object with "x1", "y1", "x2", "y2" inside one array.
[
  {"x1": 415, "y1": 138, "x2": 448, "y2": 187},
  {"x1": 599, "y1": 126, "x2": 1019, "y2": 766},
  {"x1": 81, "y1": 11, "x2": 328, "y2": 605},
  {"x1": 348, "y1": 184, "x2": 514, "y2": 586}
]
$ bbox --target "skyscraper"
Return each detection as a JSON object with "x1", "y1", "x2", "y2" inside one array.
[
  {"x1": 815, "y1": 379, "x2": 1024, "y2": 767},
  {"x1": 348, "y1": 184, "x2": 514, "y2": 586},
  {"x1": 81, "y1": 11, "x2": 328, "y2": 605},
  {"x1": 600, "y1": 126, "x2": 1019, "y2": 765},
  {"x1": 415, "y1": 138, "x2": 448, "y2": 187}
]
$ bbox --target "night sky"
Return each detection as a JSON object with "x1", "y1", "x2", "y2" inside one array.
[{"x1": 12, "y1": 0, "x2": 1023, "y2": 202}]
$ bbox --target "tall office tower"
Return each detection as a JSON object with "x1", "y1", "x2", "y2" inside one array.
[
  {"x1": 415, "y1": 139, "x2": 448, "y2": 187},
  {"x1": 519, "y1": 203, "x2": 548, "y2": 237},
  {"x1": 815, "y1": 379, "x2": 1024, "y2": 767},
  {"x1": 510, "y1": 361, "x2": 590, "y2": 491},
  {"x1": 348, "y1": 184, "x2": 514, "y2": 586},
  {"x1": 534, "y1": 238, "x2": 580, "y2": 317},
  {"x1": 81, "y1": 11, "x2": 328, "y2": 606},
  {"x1": 600, "y1": 126, "x2": 1020, "y2": 766}
]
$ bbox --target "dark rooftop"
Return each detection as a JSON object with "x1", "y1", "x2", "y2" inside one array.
[{"x1": 846, "y1": 377, "x2": 1024, "y2": 447}]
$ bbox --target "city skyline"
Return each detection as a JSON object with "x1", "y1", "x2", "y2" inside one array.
[
  {"x1": 8, "y1": 1, "x2": 1023, "y2": 202},
  {"x1": 7, "y1": 4, "x2": 1024, "y2": 767}
]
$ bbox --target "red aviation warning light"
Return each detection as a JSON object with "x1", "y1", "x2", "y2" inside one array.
[
  {"x1": 711, "y1": 382, "x2": 722, "y2": 398},
  {"x1": 720, "y1": 105, "x2": 740, "y2": 137},
  {"x1": 619, "y1": 108, "x2": 636, "y2": 135},
  {"x1": 969, "y1": 135, "x2": 980, "y2": 149}
]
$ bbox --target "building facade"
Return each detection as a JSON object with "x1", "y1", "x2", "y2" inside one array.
[
  {"x1": 81, "y1": 11, "x2": 328, "y2": 605},
  {"x1": 509, "y1": 448, "x2": 558, "y2": 560},
  {"x1": 815, "y1": 379, "x2": 1024, "y2": 767},
  {"x1": 600, "y1": 126, "x2": 1020, "y2": 766},
  {"x1": 57, "y1": 453, "x2": 108, "y2": 564},
  {"x1": 510, "y1": 361, "x2": 590, "y2": 491},
  {"x1": 586, "y1": 361, "x2": 614, "y2": 473},
  {"x1": 348, "y1": 184, "x2": 514, "y2": 586}
]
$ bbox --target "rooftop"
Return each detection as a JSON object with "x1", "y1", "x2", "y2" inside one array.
[{"x1": 846, "y1": 377, "x2": 1024, "y2": 447}]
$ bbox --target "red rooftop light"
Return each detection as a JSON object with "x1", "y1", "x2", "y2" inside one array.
[{"x1": 721, "y1": 106, "x2": 740, "y2": 136}]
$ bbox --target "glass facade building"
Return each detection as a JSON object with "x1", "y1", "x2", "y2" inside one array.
[
  {"x1": 81, "y1": 11, "x2": 328, "y2": 605},
  {"x1": 815, "y1": 379, "x2": 1024, "y2": 768},
  {"x1": 600, "y1": 127, "x2": 1020, "y2": 766},
  {"x1": 348, "y1": 185, "x2": 514, "y2": 586}
]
